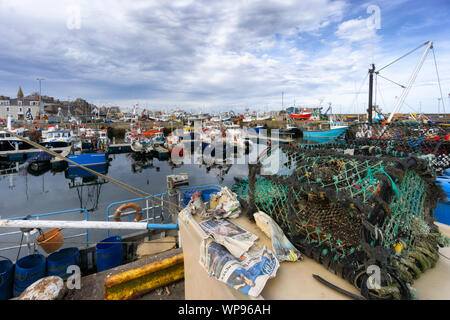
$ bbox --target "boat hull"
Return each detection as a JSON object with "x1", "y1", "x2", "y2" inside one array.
[
  {"x1": 302, "y1": 126, "x2": 347, "y2": 139},
  {"x1": 66, "y1": 153, "x2": 108, "y2": 178},
  {"x1": 290, "y1": 113, "x2": 312, "y2": 120}
]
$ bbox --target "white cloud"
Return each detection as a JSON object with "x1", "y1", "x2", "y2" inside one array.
[
  {"x1": 335, "y1": 17, "x2": 376, "y2": 42},
  {"x1": 0, "y1": 0, "x2": 447, "y2": 114}
]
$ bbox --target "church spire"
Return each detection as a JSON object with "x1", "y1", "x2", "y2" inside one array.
[{"x1": 17, "y1": 86, "x2": 24, "y2": 100}]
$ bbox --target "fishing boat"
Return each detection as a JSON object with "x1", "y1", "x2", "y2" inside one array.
[
  {"x1": 279, "y1": 123, "x2": 301, "y2": 138},
  {"x1": 224, "y1": 123, "x2": 252, "y2": 151},
  {"x1": 97, "y1": 129, "x2": 110, "y2": 146},
  {"x1": 66, "y1": 153, "x2": 109, "y2": 179},
  {"x1": 0, "y1": 117, "x2": 34, "y2": 152},
  {"x1": 242, "y1": 116, "x2": 254, "y2": 123},
  {"x1": 249, "y1": 123, "x2": 265, "y2": 133},
  {"x1": 0, "y1": 130, "x2": 33, "y2": 152},
  {"x1": 140, "y1": 127, "x2": 163, "y2": 138},
  {"x1": 256, "y1": 114, "x2": 271, "y2": 121},
  {"x1": 289, "y1": 110, "x2": 312, "y2": 120},
  {"x1": 41, "y1": 129, "x2": 75, "y2": 148},
  {"x1": 125, "y1": 124, "x2": 163, "y2": 144},
  {"x1": 182, "y1": 124, "x2": 195, "y2": 140},
  {"x1": 154, "y1": 145, "x2": 170, "y2": 160},
  {"x1": 301, "y1": 121, "x2": 348, "y2": 140},
  {"x1": 131, "y1": 139, "x2": 154, "y2": 154}
]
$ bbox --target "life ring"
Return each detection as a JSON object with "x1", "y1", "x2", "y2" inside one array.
[{"x1": 113, "y1": 203, "x2": 143, "y2": 222}]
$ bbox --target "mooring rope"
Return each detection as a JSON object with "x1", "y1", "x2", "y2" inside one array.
[{"x1": 1, "y1": 128, "x2": 181, "y2": 214}]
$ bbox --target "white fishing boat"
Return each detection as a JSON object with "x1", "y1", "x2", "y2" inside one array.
[
  {"x1": 224, "y1": 123, "x2": 252, "y2": 150},
  {"x1": 242, "y1": 116, "x2": 254, "y2": 123},
  {"x1": 41, "y1": 129, "x2": 74, "y2": 147},
  {"x1": 130, "y1": 139, "x2": 154, "y2": 154},
  {"x1": 0, "y1": 130, "x2": 32, "y2": 152},
  {"x1": 256, "y1": 114, "x2": 271, "y2": 121}
]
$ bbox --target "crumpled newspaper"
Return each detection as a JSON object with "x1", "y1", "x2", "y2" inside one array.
[{"x1": 253, "y1": 211, "x2": 302, "y2": 262}]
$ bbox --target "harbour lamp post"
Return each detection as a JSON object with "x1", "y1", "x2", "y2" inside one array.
[{"x1": 36, "y1": 78, "x2": 45, "y2": 116}]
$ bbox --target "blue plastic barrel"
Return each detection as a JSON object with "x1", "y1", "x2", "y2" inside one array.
[
  {"x1": 13, "y1": 254, "x2": 46, "y2": 297},
  {"x1": 95, "y1": 236, "x2": 123, "y2": 272},
  {"x1": 0, "y1": 256, "x2": 14, "y2": 300},
  {"x1": 436, "y1": 178, "x2": 450, "y2": 200},
  {"x1": 201, "y1": 189, "x2": 220, "y2": 201},
  {"x1": 435, "y1": 176, "x2": 450, "y2": 225},
  {"x1": 444, "y1": 168, "x2": 450, "y2": 177},
  {"x1": 47, "y1": 248, "x2": 80, "y2": 280},
  {"x1": 183, "y1": 190, "x2": 197, "y2": 206},
  {"x1": 435, "y1": 202, "x2": 450, "y2": 225}
]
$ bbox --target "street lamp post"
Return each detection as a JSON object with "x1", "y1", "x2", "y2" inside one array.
[{"x1": 36, "y1": 78, "x2": 45, "y2": 116}]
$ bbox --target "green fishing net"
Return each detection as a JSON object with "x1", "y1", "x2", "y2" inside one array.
[{"x1": 232, "y1": 145, "x2": 448, "y2": 300}]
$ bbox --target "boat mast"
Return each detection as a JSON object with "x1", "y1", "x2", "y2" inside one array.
[{"x1": 368, "y1": 64, "x2": 375, "y2": 124}]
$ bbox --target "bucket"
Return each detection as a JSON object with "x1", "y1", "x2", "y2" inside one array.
[
  {"x1": 36, "y1": 228, "x2": 64, "y2": 254},
  {"x1": 95, "y1": 236, "x2": 123, "y2": 272},
  {"x1": 201, "y1": 189, "x2": 220, "y2": 202},
  {"x1": 47, "y1": 248, "x2": 79, "y2": 280},
  {"x1": 13, "y1": 254, "x2": 46, "y2": 297},
  {"x1": 0, "y1": 256, "x2": 14, "y2": 300}
]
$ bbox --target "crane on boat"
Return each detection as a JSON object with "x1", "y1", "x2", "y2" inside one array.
[{"x1": 368, "y1": 40, "x2": 445, "y2": 125}]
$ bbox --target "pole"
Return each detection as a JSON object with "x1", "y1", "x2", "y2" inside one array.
[
  {"x1": 0, "y1": 219, "x2": 178, "y2": 230},
  {"x1": 368, "y1": 64, "x2": 375, "y2": 124},
  {"x1": 36, "y1": 78, "x2": 45, "y2": 116}
]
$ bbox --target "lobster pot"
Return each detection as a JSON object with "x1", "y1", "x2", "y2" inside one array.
[
  {"x1": 233, "y1": 146, "x2": 446, "y2": 300},
  {"x1": 336, "y1": 121, "x2": 450, "y2": 173},
  {"x1": 13, "y1": 254, "x2": 47, "y2": 297},
  {"x1": 0, "y1": 257, "x2": 14, "y2": 300},
  {"x1": 95, "y1": 236, "x2": 123, "y2": 272},
  {"x1": 47, "y1": 248, "x2": 80, "y2": 280}
]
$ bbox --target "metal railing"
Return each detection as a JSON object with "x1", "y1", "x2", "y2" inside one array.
[
  {"x1": 0, "y1": 184, "x2": 223, "y2": 253},
  {"x1": 105, "y1": 184, "x2": 222, "y2": 237},
  {"x1": 0, "y1": 208, "x2": 89, "y2": 253}
]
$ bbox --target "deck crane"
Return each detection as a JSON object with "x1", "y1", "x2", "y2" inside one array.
[
  {"x1": 368, "y1": 41, "x2": 435, "y2": 125},
  {"x1": 385, "y1": 40, "x2": 434, "y2": 123}
]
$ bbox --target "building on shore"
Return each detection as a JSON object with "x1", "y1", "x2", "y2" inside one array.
[{"x1": 0, "y1": 98, "x2": 40, "y2": 120}]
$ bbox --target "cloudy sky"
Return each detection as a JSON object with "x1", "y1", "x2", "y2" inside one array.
[{"x1": 0, "y1": 0, "x2": 449, "y2": 114}]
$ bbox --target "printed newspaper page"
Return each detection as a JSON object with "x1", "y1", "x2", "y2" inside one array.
[
  {"x1": 199, "y1": 219, "x2": 259, "y2": 257},
  {"x1": 200, "y1": 238, "x2": 280, "y2": 297}
]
